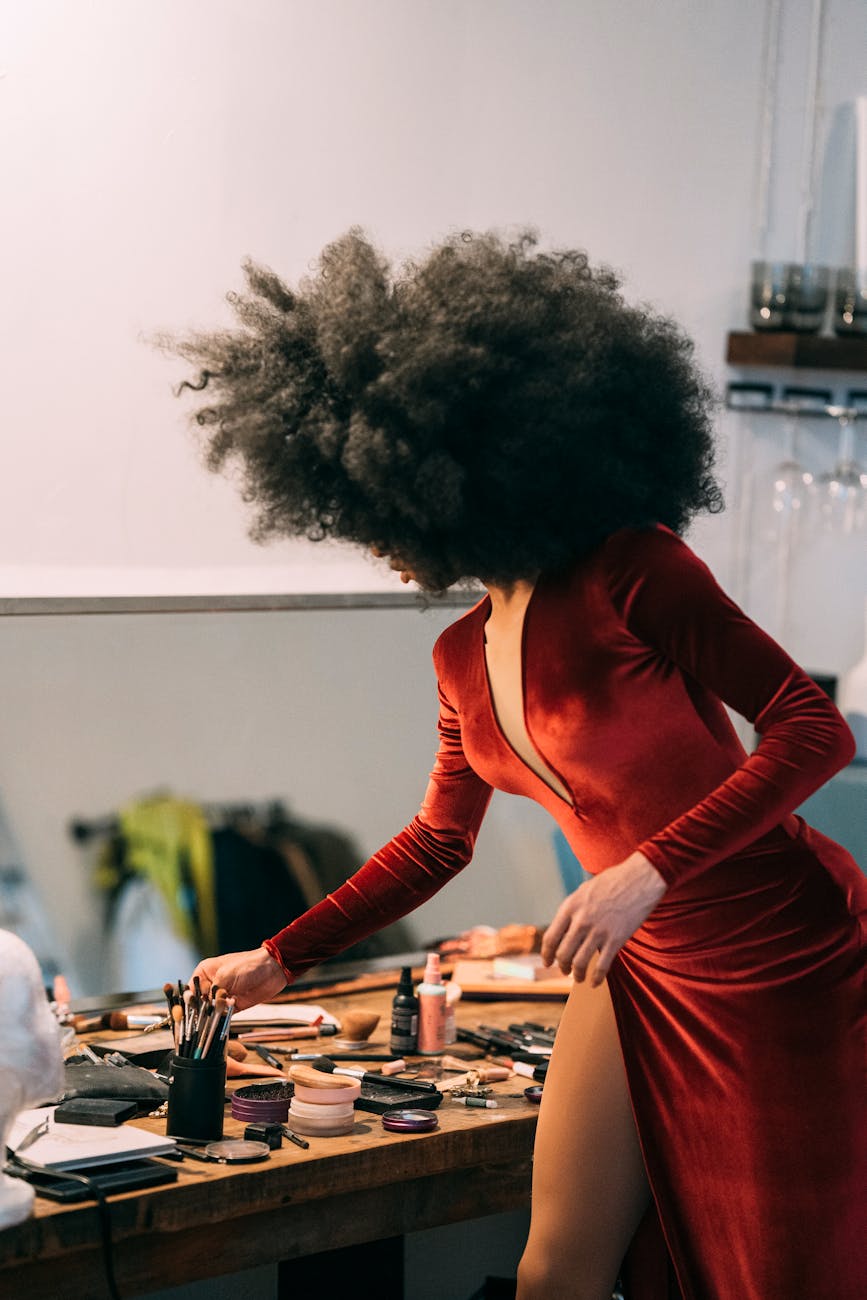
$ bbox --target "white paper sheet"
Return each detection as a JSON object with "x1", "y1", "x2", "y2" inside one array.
[
  {"x1": 8, "y1": 1107, "x2": 176, "y2": 1170},
  {"x1": 230, "y1": 1002, "x2": 339, "y2": 1027}
]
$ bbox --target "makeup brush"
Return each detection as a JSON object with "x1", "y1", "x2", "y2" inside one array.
[
  {"x1": 312, "y1": 1057, "x2": 440, "y2": 1093},
  {"x1": 197, "y1": 991, "x2": 226, "y2": 1060},
  {"x1": 237, "y1": 1025, "x2": 339, "y2": 1043},
  {"x1": 163, "y1": 981, "x2": 176, "y2": 1018},
  {"x1": 332, "y1": 1010, "x2": 381, "y2": 1047},
  {"x1": 279, "y1": 1050, "x2": 403, "y2": 1062},
  {"x1": 107, "y1": 1012, "x2": 165, "y2": 1031},
  {"x1": 70, "y1": 1014, "x2": 105, "y2": 1034},
  {"x1": 182, "y1": 988, "x2": 195, "y2": 1048},
  {"x1": 171, "y1": 1003, "x2": 184, "y2": 1054}
]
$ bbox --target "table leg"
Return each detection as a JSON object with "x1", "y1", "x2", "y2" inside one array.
[{"x1": 277, "y1": 1234, "x2": 405, "y2": 1298}]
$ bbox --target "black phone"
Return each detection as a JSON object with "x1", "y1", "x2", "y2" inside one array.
[{"x1": 9, "y1": 1158, "x2": 178, "y2": 1202}]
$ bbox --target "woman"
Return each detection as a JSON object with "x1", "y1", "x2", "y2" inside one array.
[{"x1": 172, "y1": 229, "x2": 866, "y2": 1300}]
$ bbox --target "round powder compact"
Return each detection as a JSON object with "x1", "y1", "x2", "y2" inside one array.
[
  {"x1": 289, "y1": 1096, "x2": 356, "y2": 1122},
  {"x1": 524, "y1": 1086, "x2": 544, "y2": 1104},
  {"x1": 286, "y1": 1109, "x2": 355, "y2": 1138},
  {"x1": 231, "y1": 1081, "x2": 294, "y2": 1125},
  {"x1": 292, "y1": 1078, "x2": 361, "y2": 1106},
  {"x1": 381, "y1": 1109, "x2": 440, "y2": 1134},
  {"x1": 203, "y1": 1139, "x2": 271, "y2": 1164}
]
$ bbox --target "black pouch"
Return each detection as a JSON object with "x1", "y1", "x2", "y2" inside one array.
[{"x1": 60, "y1": 1059, "x2": 169, "y2": 1115}]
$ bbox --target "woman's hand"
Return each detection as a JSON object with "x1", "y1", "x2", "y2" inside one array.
[
  {"x1": 541, "y1": 852, "x2": 667, "y2": 986},
  {"x1": 190, "y1": 946, "x2": 289, "y2": 1011}
]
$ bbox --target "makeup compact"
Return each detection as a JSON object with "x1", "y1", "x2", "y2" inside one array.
[
  {"x1": 524, "y1": 1086, "x2": 544, "y2": 1104},
  {"x1": 175, "y1": 1139, "x2": 271, "y2": 1164},
  {"x1": 231, "y1": 1081, "x2": 294, "y2": 1125},
  {"x1": 381, "y1": 1109, "x2": 439, "y2": 1134}
]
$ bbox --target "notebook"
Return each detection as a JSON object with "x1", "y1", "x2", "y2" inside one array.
[
  {"x1": 8, "y1": 1107, "x2": 176, "y2": 1170},
  {"x1": 230, "y1": 1002, "x2": 339, "y2": 1027}
]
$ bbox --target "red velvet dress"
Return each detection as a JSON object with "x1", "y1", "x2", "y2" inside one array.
[{"x1": 266, "y1": 525, "x2": 867, "y2": 1300}]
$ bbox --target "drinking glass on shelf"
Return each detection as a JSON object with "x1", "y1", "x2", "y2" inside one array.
[
  {"x1": 786, "y1": 264, "x2": 830, "y2": 333},
  {"x1": 814, "y1": 407, "x2": 867, "y2": 535},
  {"x1": 764, "y1": 399, "x2": 816, "y2": 640},
  {"x1": 832, "y1": 269, "x2": 867, "y2": 337},
  {"x1": 749, "y1": 262, "x2": 830, "y2": 333},
  {"x1": 750, "y1": 261, "x2": 791, "y2": 331}
]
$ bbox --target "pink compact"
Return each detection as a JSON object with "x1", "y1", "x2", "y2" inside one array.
[{"x1": 292, "y1": 1079, "x2": 361, "y2": 1106}]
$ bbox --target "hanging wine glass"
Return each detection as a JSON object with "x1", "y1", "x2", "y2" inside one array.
[
  {"x1": 815, "y1": 406, "x2": 867, "y2": 535},
  {"x1": 769, "y1": 400, "x2": 815, "y2": 520},
  {"x1": 764, "y1": 395, "x2": 816, "y2": 642}
]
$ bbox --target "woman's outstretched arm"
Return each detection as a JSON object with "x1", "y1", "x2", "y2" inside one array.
[{"x1": 192, "y1": 681, "x2": 493, "y2": 1006}]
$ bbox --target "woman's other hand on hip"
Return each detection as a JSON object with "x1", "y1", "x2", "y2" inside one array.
[{"x1": 541, "y1": 852, "x2": 667, "y2": 987}]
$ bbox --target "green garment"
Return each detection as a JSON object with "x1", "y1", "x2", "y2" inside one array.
[{"x1": 95, "y1": 795, "x2": 217, "y2": 955}]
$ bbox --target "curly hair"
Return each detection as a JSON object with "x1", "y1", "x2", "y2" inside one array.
[{"x1": 164, "y1": 227, "x2": 722, "y2": 591}]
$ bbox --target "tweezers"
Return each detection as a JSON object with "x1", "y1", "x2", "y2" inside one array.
[{"x1": 8, "y1": 1116, "x2": 50, "y2": 1160}]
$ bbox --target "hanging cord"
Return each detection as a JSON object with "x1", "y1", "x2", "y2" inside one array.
[
  {"x1": 795, "y1": 0, "x2": 829, "y2": 264},
  {"x1": 3, "y1": 1150, "x2": 121, "y2": 1300},
  {"x1": 752, "y1": 0, "x2": 783, "y2": 261}
]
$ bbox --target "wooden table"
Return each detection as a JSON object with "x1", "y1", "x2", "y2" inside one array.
[{"x1": 0, "y1": 987, "x2": 563, "y2": 1299}]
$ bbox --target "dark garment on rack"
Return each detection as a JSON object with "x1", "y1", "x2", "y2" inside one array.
[
  {"x1": 213, "y1": 823, "x2": 413, "y2": 963},
  {"x1": 212, "y1": 828, "x2": 310, "y2": 956}
]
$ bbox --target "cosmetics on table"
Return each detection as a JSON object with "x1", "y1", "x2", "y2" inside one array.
[
  {"x1": 389, "y1": 966, "x2": 420, "y2": 1055},
  {"x1": 230, "y1": 1081, "x2": 294, "y2": 1125},
  {"x1": 444, "y1": 980, "x2": 461, "y2": 1046},
  {"x1": 165, "y1": 980, "x2": 236, "y2": 1142},
  {"x1": 416, "y1": 953, "x2": 447, "y2": 1055},
  {"x1": 287, "y1": 1063, "x2": 358, "y2": 1137},
  {"x1": 381, "y1": 1109, "x2": 439, "y2": 1134}
]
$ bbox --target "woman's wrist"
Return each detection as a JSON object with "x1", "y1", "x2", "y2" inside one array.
[
  {"x1": 623, "y1": 850, "x2": 668, "y2": 902},
  {"x1": 261, "y1": 938, "x2": 294, "y2": 985}
]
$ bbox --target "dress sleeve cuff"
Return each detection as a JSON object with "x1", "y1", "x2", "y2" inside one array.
[
  {"x1": 262, "y1": 937, "x2": 295, "y2": 985},
  {"x1": 634, "y1": 840, "x2": 679, "y2": 888}
]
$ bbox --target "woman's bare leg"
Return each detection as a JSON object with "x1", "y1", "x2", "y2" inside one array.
[{"x1": 516, "y1": 970, "x2": 651, "y2": 1300}]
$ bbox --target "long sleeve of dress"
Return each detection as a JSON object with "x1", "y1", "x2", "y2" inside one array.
[
  {"x1": 602, "y1": 525, "x2": 856, "y2": 885},
  {"x1": 264, "y1": 680, "x2": 493, "y2": 981}
]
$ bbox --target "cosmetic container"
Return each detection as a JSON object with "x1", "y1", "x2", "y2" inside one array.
[
  {"x1": 416, "y1": 952, "x2": 447, "y2": 1054},
  {"x1": 166, "y1": 1054, "x2": 226, "y2": 1142},
  {"x1": 389, "y1": 966, "x2": 419, "y2": 1055}
]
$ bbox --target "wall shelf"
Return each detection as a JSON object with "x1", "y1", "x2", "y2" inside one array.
[{"x1": 726, "y1": 331, "x2": 867, "y2": 371}]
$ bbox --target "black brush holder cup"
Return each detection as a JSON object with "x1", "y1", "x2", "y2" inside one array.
[{"x1": 166, "y1": 1054, "x2": 226, "y2": 1142}]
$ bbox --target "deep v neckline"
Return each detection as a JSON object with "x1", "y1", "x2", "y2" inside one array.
[{"x1": 480, "y1": 582, "x2": 575, "y2": 811}]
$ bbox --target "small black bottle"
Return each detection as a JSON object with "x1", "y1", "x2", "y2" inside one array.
[{"x1": 390, "y1": 965, "x2": 419, "y2": 1055}]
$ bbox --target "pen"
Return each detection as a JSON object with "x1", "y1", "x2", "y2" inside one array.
[{"x1": 281, "y1": 1126, "x2": 310, "y2": 1150}]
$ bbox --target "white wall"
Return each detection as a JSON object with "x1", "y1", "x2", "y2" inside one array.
[
  {"x1": 0, "y1": 0, "x2": 771, "y2": 590},
  {"x1": 1, "y1": 1, "x2": 865, "y2": 990}
]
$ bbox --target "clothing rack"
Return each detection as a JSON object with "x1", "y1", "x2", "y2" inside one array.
[{"x1": 68, "y1": 798, "x2": 293, "y2": 844}]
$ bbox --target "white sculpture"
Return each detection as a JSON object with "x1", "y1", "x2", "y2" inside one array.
[{"x1": 0, "y1": 930, "x2": 64, "y2": 1230}]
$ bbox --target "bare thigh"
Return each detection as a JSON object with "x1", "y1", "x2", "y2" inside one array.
[{"x1": 516, "y1": 972, "x2": 651, "y2": 1300}]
